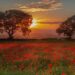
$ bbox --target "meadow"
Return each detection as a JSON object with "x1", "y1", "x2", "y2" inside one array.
[{"x1": 0, "y1": 39, "x2": 75, "y2": 75}]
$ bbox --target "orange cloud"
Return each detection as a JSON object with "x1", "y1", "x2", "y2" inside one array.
[{"x1": 16, "y1": 0, "x2": 63, "y2": 12}]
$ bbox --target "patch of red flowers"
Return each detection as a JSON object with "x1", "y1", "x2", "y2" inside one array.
[
  {"x1": 48, "y1": 63, "x2": 52, "y2": 68},
  {"x1": 61, "y1": 72, "x2": 66, "y2": 75}
]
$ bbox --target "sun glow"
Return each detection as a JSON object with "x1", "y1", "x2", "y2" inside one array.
[{"x1": 30, "y1": 19, "x2": 37, "y2": 28}]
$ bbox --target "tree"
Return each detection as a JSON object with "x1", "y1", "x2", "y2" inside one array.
[
  {"x1": 0, "y1": 10, "x2": 32, "y2": 39},
  {"x1": 56, "y1": 15, "x2": 75, "y2": 39},
  {"x1": 0, "y1": 12, "x2": 5, "y2": 33}
]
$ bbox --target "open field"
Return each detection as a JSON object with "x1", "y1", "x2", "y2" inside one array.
[{"x1": 0, "y1": 40, "x2": 75, "y2": 75}]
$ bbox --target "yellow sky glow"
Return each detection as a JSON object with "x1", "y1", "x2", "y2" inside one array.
[{"x1": 30, "y1": 19, "x2": 37, "y2": 28}]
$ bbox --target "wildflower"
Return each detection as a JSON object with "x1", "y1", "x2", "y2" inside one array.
[
  {"x1": 71, "y1": 59, "x2": 75, "y2": 64},
  {"x1": 48, "y1": 63, "x2": 52, "y2": 68},
  {"x1": 61, "y1": 72, "x2": 66, "y2": 75}
]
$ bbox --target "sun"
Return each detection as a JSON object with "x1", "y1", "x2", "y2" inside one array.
[{"x1": 30, "y1": 19, "x2": 37, "y2": 28}]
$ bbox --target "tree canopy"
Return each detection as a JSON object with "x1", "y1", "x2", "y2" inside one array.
[
  {"x1": 56, "y1": 15, "x2": 75, "y2": 39},
  {"x1": 0, "y1": 10, "x2": 32, "y2": 39}
]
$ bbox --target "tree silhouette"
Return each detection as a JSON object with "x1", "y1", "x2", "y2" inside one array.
[
  {"x1": 0, "y1": 10, "x2": 32, "y2": 39},
  {"x1": 0, "y1": 12, "x2": 5, "y2": 33},
  {"x1": 56, "y1": 15, "x2": 75, "y2": 39}
]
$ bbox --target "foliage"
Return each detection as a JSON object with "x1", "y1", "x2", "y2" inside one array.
[
  {"x1": 0, "y1": 10, "x2": 32, "y2": 39},
  {"x1": 56, "y1": 15, "x2": 75, "y2": 39}
]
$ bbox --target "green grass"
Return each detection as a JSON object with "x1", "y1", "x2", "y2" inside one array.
[
  {"x1": 0, "y1": 70, "x2": 35, "y2": 75},
  {"x1": 0, "y1": 65, "x2": 75, "y2": 75}
]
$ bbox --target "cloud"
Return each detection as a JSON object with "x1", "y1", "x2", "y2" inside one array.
[{"x1": 16, "y1": 0, "x2": 63, "y2": 12}]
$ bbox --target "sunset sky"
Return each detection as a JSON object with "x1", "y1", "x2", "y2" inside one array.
[{"x1": 0, "y1": 0, "x2": 75, "y2": 39}]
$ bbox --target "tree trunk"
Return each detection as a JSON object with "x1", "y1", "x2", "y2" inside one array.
[
  {"x1": 8, "y1": 33, "x2": 13, "y2": 39},
  {"x1": 7, "y1": 29, "x2": 14, "y2": 40}
]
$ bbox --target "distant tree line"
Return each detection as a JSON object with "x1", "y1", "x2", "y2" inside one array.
[{"x1": 0, "y1": 10, "x2": 32, "y2": 39}]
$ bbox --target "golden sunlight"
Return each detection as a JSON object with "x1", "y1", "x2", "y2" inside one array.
[{"x1": 30, "y1": 19, "x2": 37, "y2": 28}]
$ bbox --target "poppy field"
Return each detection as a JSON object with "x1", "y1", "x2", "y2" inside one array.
[{"x1": 0, "y1": 41, "x2": 75, "y2": 75}]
